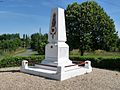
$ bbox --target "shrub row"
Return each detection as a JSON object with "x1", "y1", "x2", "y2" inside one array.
[
  {"x1": 0, "y1": 55, "x2": 44, "y2": 68},
  {"x1": 70, "y1": 56, "x2": 120, "y2": 71},
  {"x1": 0, "y1": 55, "x2": 120, "y2": 71}
]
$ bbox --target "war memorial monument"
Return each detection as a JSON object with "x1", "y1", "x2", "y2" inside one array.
[{"x1": 20, "y1": 7, "x2": 92, "y2": 81}]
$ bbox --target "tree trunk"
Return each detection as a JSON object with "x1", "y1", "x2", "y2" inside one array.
[{"x1": 80, "y1": 50, "x2": 84, "y2": 56}]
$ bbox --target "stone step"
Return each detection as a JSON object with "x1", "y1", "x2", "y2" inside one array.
[{"x1": 26, "y1": 66, "x2": 57, "y2": 74}]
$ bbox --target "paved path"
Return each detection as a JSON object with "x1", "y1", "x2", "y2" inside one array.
[{"x1": 14, "y1": 49, "x2": 38, "y2": 57}]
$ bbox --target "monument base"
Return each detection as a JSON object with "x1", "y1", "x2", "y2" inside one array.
[{"x1": 20, "y1": 60, "x2": 92, "y2": 81}]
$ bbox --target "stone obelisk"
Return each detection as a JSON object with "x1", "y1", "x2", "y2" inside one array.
[{"x1": 41, "y1": 8, "x2": 72, "y2": 66}]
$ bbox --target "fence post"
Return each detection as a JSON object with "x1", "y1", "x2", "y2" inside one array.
[{"x1": 22, "y1": 60, "x2": 28, "y2": 69}]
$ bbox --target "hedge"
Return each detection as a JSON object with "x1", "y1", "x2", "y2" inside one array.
[
  {"x1": 0, "y1": 55, "x2": 44, "y2": 68},
  {"x1": 0, "y1": 55, "x2": 120, "y2": 71},
  {"x1": 70, "y1": 56, "x2": 120, "y2": 71}
]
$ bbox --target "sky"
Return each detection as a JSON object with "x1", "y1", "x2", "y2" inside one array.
[{"x1": 0, "y1": 0, "x2": 120, "y2": 37}]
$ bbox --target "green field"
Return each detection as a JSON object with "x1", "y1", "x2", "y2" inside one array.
[
  {"x1": 14, "y1": 49, "x2": 38, "y2": 57},
  {"x1": 0, "y1": 48, "x2": 37, "y2": 60},
  {"x1": 1, "y1": 49, "x2": 120, "y2": 60},
  {"x1": 70, "y1": 49, "x2": 120, "y2": 58}
]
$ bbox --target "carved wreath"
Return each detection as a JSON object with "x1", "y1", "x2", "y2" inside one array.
[{"x1": 50, "y1": 13, "x2": 56, "y2": 39}]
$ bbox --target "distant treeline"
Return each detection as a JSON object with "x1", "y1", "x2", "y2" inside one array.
[{"x1": 0, "y1": 33, "x2": 48, "y2": 55}]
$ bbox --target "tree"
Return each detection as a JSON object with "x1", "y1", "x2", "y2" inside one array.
[
  {"x1": 66, "y1": 2, "x2": 92, "y2": 56},
  {"x1": 0, "y1": 34, "x2": 21, "y2": 52},
  {"x1": 31, "y1": 33, "x2": 48, "y2": 54},
  {"x1": 31, "y1": 33, "x2": 41, "y2": 50},
  {"x1": 65, "y1": 1, "x2": 118, "y2": 56},
  {"x1": 37, "y1": 33, "x2": 48, "y2": 55},
  {"x1": 21, "y1": 34, "x2": 30, "y2": 48},
  {"x1": 117, "y1": 37, "x2": 120, "y2": 52},
  {"x1": 37, "y1": 42, "x2": 46, "y2": 55},
  {"x1": 0, "y1": 33, "x2": 20, "y2": 40}
]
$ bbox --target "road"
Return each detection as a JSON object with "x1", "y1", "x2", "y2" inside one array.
[{"x1": 14, "y1": 49, "x2": 38, "y2": 57}]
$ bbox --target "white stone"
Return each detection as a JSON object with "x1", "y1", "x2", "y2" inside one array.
[
  {"x1": 85, "y1": 61, "x2": 92, "y2": 73},
  {"x1": 48, "y1": 8, "x2": 66, "y2": 43},
  {"x1": 20, "y1": 7, "x2": 92, "y2": 81},
  {"x1": 41, "y1": 8, "x2": 72, "y2": 66},
  {"x1": 22, "y1": 60, "x2": 28, "y2": 69}
]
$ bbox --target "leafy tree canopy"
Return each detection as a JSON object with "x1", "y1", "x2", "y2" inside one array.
[{"x1": 65, "y1": 1, "x2": 118, "y2": 55}]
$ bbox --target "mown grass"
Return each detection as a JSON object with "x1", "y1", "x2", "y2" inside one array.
[
  {"x1": 0, "y1": 48, "x2": 26, "y2": 60},
  {"x1": 70, "y1": 49, "x2": 120, "y2": 58},
  {"x1": 14, "y1": 49, "x2": 38, "y2": 57}
]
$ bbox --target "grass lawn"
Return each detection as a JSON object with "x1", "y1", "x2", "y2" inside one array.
[
  {"x1": 14, "y1": 49, "x2": 38, "y2": 57},
  {"x1": 70, "y1": 49, "x2": 120, "y2": 58},
  {"x1": 0, "y1": 48, "x2": 26, "y2": 60},
  {"x1": 0, "y1": 48, "x2": 120, "y2": 60}
]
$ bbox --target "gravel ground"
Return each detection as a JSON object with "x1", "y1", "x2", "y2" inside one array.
[{"x1": 0, "y1": 67, "x2": 120, "y2": 90}]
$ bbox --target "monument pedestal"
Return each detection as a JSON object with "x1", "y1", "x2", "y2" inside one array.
[
  {"x1": 41, "y1": 42, "x2": 72, "y2": 66},
  {"x1": 20, "y1": 7, "x2": 92, "y2": 81}
]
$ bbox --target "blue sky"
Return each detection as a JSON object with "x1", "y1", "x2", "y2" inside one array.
[{"x1": 0, "y1": 0, "x2": 120, "y2": 37}]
